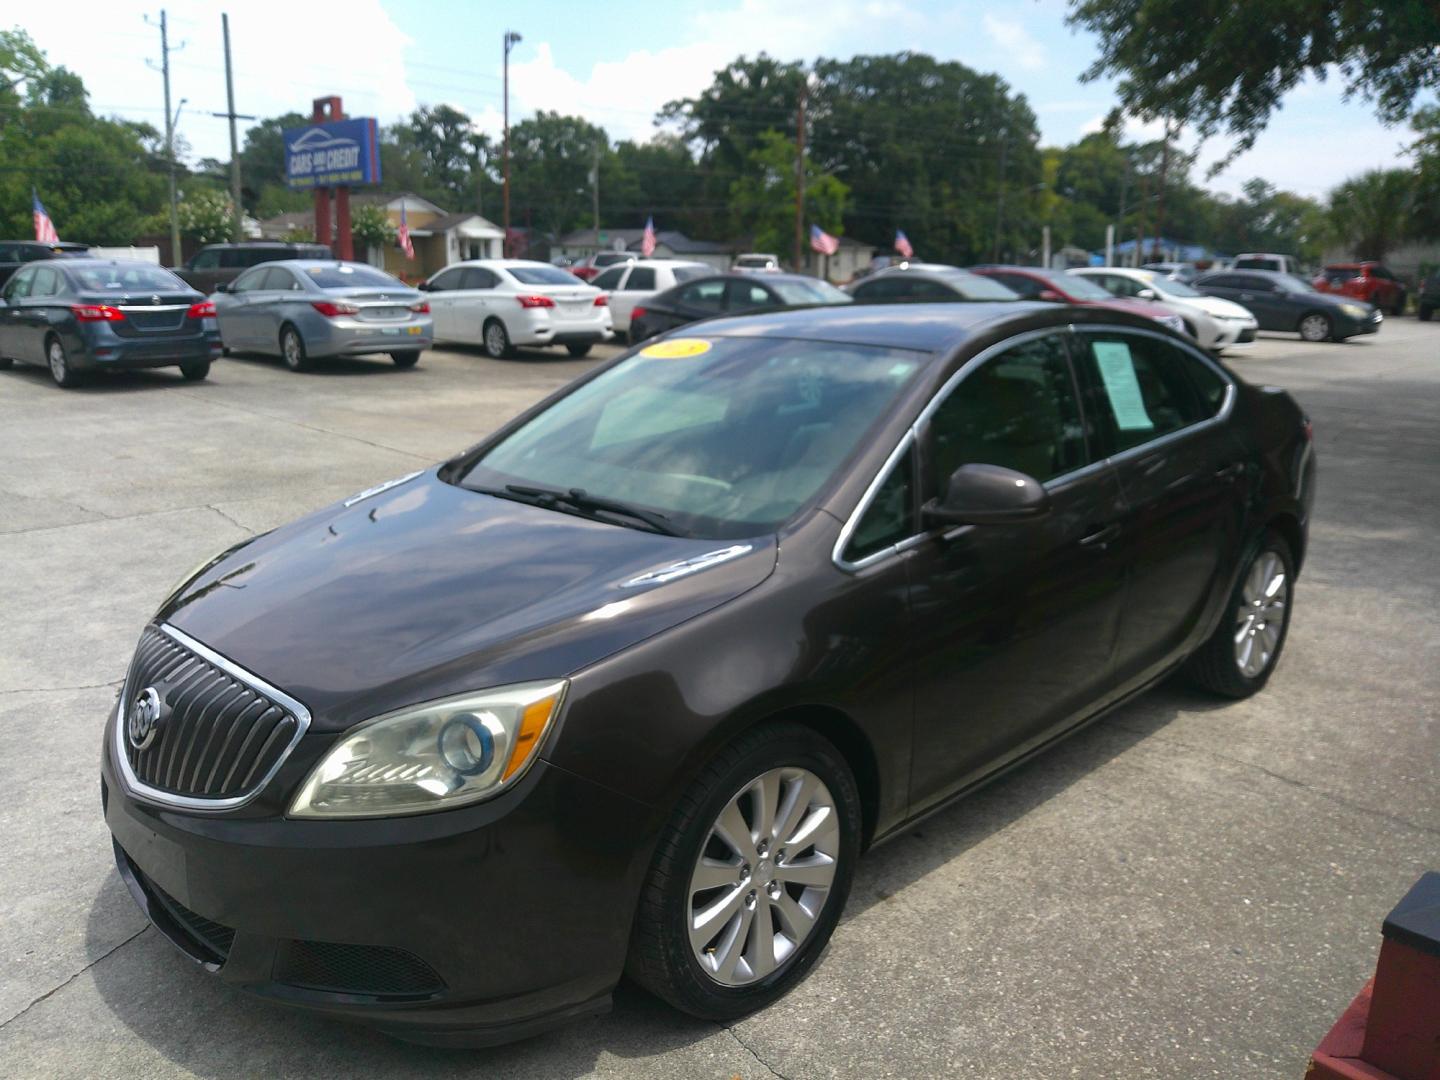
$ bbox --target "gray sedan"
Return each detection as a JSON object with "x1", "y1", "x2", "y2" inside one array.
[{"x1": 213, "y1": 260, "x2": 433, "y2": 371}]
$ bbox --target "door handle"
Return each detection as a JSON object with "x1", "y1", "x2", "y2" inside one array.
[
  {"x1": 1239, "y1": 293, "x2": 1254, "y2": 301},
  {"x1": 1078, "y1": 523, "x2": 1121, "y2": 549},
  {"x1": 1214, "y1": 462, "x2": 1245, "y2": 482}
]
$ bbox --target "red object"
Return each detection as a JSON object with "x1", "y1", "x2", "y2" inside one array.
[
  {"x1": 71, "y1": 304, "x2": 124, "y2": 322},
  {"x1": 895, "y1": 229, "x2": 914, "y2": 259},
  {"x1": 641, "y1": 216, "x2": 656, "y2": 257},
  {"x1": 310, "y1": 300, "x2": 359, "y2": 317},
  {"x1": 810, "y1": 224, "x2": 840, "y2": 256},
  {"x1": 593, "y1": 294, "x2": 607, "y2": 307},
  {"x1": 33, "y1": 191, "x2": 59, "y2": 243},
  {"x1": 517, "y1": 295, "x2": 555, "y2": 309},
  {"x1": 1313, "y1": 262, "x2": 1405, "y2": 312},
  {"x1": 186, "y1": 300, "x2": 216, "y2": 319},
  {"x1": 630, "y1": 305, "x2": 647, "y2": 321},
  {"x1": 312, "y1": 96, "x2": 344, "y2": 257},
  {"x1": 972, "y1": 265, "x2": 1180, "y2": 326},
  {"x1": 408, "y1": 301, "x2": 429, "y2": 313},
  {"x1": 398, "y1": 202, "x2": 415, "y2": 261}
]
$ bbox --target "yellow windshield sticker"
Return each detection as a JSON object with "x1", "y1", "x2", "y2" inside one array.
[{"x1": 640, "y1": 338, "x2": 713, "y2": 359}]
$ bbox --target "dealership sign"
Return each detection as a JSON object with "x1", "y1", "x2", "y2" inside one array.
[{"x1": 282, "y1": 118, "x2": 381, "y2": 189}]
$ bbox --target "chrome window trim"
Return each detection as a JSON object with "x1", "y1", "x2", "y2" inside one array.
[
  {"x1": 113, "y1": 623, "x2": 313, "y2": 813},
  {"x1": 831, "y1": 323, "x2": 1236, "y2": 573}
]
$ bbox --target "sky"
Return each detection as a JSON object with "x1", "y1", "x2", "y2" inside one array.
[{"x1": 14, "y1": 0, "x2": 1424, "y2": 202}]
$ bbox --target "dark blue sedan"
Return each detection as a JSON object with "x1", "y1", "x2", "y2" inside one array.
[{"x1": 0, "y1": 258, "x2": 221, "y2": 388}]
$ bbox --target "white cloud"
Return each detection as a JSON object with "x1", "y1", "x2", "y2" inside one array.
[
  {"x1": 982, "y1": 15, "x2": 1046, "y2": 72},
  {"x1": 21, "y1": 0, "x2": 416, "y2": 164}
]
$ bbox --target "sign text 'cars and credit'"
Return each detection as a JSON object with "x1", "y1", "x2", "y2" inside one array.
[{"x1": 282, "y1": 118, "x2": 381, "y2": 189}]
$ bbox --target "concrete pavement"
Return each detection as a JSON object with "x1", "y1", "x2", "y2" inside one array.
[{"x1": 0, "y1": 323, "x2": 1435, "y2": 1078}]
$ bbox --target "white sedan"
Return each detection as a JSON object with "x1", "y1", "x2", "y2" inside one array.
[
  {"x1": 420, "y1": 259, "x2": 613, "y2": 358},
  {"x1": 1069, "y1": 267, "x2": 1258, "y2": 353},
  {"x1": 590, "y1": 259, "x2": 711, "y2": 336}
]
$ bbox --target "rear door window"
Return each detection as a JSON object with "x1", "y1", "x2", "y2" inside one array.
[
  {"x1": 428, "y1": 267, "x2": 464, "y2": 291},
  {"x1": 461, "y1": 268, "x2": 499, "y2": 289},
  {"x1": 624, "y1": 267, "x2": 656, "y2": 291},
  {"x1": 1076, "y1": 332, "x2": 1213, "y2": 454},
  {"x1": 4, "y1": 267, "x2": 33, "y2": 299},
  {"x1": 29, "y1": 266, "x2": 60, "y2": 296},
  {"x1": 676, "y1": 280, "x2": 726, "y2": 312},
  {"x1": 726, "y1": 280, "x2": 774, "y2": 310},
  {"x1": 592, "y1": 267, "x2": 627, "y2": 290}
]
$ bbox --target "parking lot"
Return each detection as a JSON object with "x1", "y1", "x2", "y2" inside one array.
[{"x1": 1, "y1": 320, "x2": 1436, "y2": 1078}]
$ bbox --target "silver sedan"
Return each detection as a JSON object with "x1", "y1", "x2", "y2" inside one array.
[{"x1": 212, "y1": 260, "x2": 434, "y2": 372}]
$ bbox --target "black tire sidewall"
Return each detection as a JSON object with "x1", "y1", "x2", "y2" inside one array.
[
  {"x1": 180, "y1": 360, "x2": 210, "y2": 381},
  {"x1": 390, "y1": 351, "x2": 420, "y2": 368},
  {"x1": 640, "y1": 727, "x2": 861, "y2": 1020}
]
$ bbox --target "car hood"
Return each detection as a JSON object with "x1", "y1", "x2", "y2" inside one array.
[
  {"x1": 159, "y1": 470, "x2": 778, "y2": 732},
  {"x1": 1186, "y1": 295, "x2": 1257, "y2": 322},
  {"x1": 1089, "y1": 297, "x2": 1177, "y2": 319}
]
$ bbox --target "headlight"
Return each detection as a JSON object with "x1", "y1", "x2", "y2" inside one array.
[
  {"x1": 1339, "y1": 303, "x2": 1367, "y2": 318},
  {"x1": 289, "y1": 680, "x2": 567, "y2": 818},
  {"x1": 1159, "y1": 314, "x2": 1185, "y2": 332}
]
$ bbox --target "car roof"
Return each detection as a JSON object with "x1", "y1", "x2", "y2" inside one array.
[
  {"x1": 1196, "y1": 267, "x2": 1287, "y2": 279},
  {"x1": 59, "y1": 257, "x2": 179, "y2": 269}
]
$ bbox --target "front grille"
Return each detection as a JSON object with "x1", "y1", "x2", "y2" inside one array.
[
  {"x1": 148, "y1": 878, "x2": 237, "y2": 961},
  {"x1": 274, "y1": 940, "x2": 445, "y2": 998},
  {"x1": 121, "y1": 625, "x2": 303, "y2": 802},
  {"x1": 1238, "y1": 327, "x2": 1257, "y2": 343}
]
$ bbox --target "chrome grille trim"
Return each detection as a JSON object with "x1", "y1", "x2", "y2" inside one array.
[{"x1": 114, "y1": 623, "x2": 312, "y2": 812}]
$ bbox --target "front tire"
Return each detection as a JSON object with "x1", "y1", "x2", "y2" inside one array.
[
  {"x1": 1185, "y1": 530, "x2": 1295, "y2": 698},
  {"x1": 482, "y1": 318, "x2": 513, "y2": 359},
  {"x1": 1298, "y1": 312, "x2": 1333, "y2": 342},
  {"x1": 390, "y1": 350, "x2": 420, "y2": 368},
  {"x1": 47, "y1": 336, "x2": 82, "y2": 388},
  {"x1": 565, "y1": 343, "x2": 593, "y2": 358},
  {"x1": 180, "y1": 359, "x2": 210, "y2": 381},
  {"x1": 627, "y1": 723, "x2": 861, "y2": 1021},
  {"x1": 280, "y1": 325, "x2": 310, "y2": 372}
]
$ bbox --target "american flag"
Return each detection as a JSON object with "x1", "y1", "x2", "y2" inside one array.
[
  {"x1": 809, "y1": 224, "x2": 839, "y2": 256},
  {"x1": 894, "y1": 229, "x2": 913, "y2": 259},
  {"x1": 32, "y1": 191, "x2": 58, "y2": 243},
  {"x1": 641, "y1": 215, "x2": 656, "y2": 257},
  {"x1": 397, "y1": 202, "x2": 414, "y2": 260}
]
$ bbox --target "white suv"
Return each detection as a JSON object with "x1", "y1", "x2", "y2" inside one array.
[{"x1": 591, "y1": 259, "x2": 711, "y2": 336}]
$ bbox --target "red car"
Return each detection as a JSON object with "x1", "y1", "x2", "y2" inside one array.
[
  {"x1": 1313, "y1": 262, "x2": 1406, "y2": 315},
  {"x1": 972, "y1": 266, "x2": 1187, "y2": 334}
]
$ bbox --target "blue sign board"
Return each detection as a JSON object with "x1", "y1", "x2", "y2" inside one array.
[{"x1": 282, "y1": 118, "x2": 381, "y2": 189}]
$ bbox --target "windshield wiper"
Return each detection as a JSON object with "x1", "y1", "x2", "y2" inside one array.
[{"x1": 490, "y1": 483, "x2": 683, "y2": 536}]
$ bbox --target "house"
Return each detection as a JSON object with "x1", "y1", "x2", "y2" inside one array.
[
  {"x1": 555, "y1": 228, "x2": 738, "y2": 273},
  {"x1": 799, "y1": 235, "x2": 878, "y2": 284},
  {"x1": 257, "y1": 193, "x2": 503, "y2": 283}
]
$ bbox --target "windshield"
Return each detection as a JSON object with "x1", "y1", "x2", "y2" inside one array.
[
  {"x1": 943, "y1": 271, "x2": 1020, "y2": 300},
  {"x1": 68, "y1": 264, "x2": 187, "y2": 292},
  {"x1": 462, "y1": 336, "x2": 926, "y2": 539},
  {"x1": 736, "y1": 256, "x2": 775, "y2": 268},
  {"x1": 303, "y1": 264, "x2": 402, "y2": 289},
  {"x1": 1052, "y1": 273, "x2": 1114, "y2": 301},
  {"x1": 508, "y1": 266, "x2": 585, "y2": 285},
  {"x1": 770, "y1": 279, "x2": 854, "y2": 305}
]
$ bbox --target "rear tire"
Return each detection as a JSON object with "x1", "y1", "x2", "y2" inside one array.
[
  {"x1": 280, "y1": 325, "x2": 310, "y2": 372},
  {"x1": 1421, "y1": 305, "x2": 1435, "y2": 323},
  {"x1": 1298, "y1": 312, "x2": 1333, "y2": 342},
  {"x1": 390, "y1": 350, "x2": 421, "y2": 368},
  {"x1": 1185, "y1": 530, "x2": 1295, "y2": 699},
  {"x1": 482, "y1": 318, "x2": 513, "y2": 359},
  {"x1": 47, "y1": 336, "x2": 82, "y2": 388},
  {"x1": 626, "y1": 723, "x2": 861, "y2": 1022},
  {"x1": 179, "y1": 359, "x2": 210, "y2": 381},
  {"x1": 565, "y1": 343, "x2": 593, "y2": 358}
]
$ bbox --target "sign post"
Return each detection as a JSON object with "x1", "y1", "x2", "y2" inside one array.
[{"x1": 282, "y1": 98, "x2": 381, "y2": 261}]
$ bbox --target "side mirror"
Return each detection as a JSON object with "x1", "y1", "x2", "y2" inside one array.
[
  {"x1": 1037, "y1": 289, "x2": 1064, "y2": 303},
  {"x1": 1136, "y1": 287, "x2": 1157, "y2": 300},
  {"x1": 417, "y1": 280, "x2": 432, "y2": 291},
  {"x1": 922, "y1": 464, "x2": 1051, "y2": 527},
  {"x1": 213, "y1": 283, "x2": 228, "y2": 294}
]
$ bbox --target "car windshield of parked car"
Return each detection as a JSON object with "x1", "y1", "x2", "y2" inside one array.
[
  {"x1": 302, "y1": 265, "x2": 401, "y2": 289},
  {"x1": 1052, "y1": 273, "x2": 1114, "y2": 301},
  {"x1": 769, "y1": 279, "x2": 854, "y2": 305},
  {"x1": 940, "y1": 271, "x2": 1020, "y2": 300},
  {"x1": 461, "y1": 336, "x2": 925, "y2": 539},
  {"x1": 507, "y1": 265, "x2": 585, "y2": 286},
  {"x1": 67, "y1": 264, "x2": 187, "y2": 292}
]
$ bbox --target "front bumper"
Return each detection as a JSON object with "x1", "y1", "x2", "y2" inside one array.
[
  {"x1": 1211, "y1": 320, "x2": 1258, "y2": 350},
  {"x1": 101, "y1": 717, "x2": 656, "y2": 1046}
]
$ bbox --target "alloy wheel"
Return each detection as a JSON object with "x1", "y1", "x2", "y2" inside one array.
[
  {"x1": 687, "y1": 767, "x2": 840, "y2": 987},
  {"x1": 485, "y1": 322, "x2": 507, "y2": 357},
  {"x1": 283, "y1": 331, "x2": 303, "y2": 369},
  {"x1": 1299, "y1": 314, "x2": 1330, "y2": 342},
  {"x1": 49, "y1": 340, "x2": 66, "y2": 382},
  {"x1": 1234, "y1": 550, "x2": 1288, "y2": 678}
]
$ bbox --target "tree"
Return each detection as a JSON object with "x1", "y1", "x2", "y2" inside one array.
[
  {"x1": 1327, "y1": 169, "x2": 1415, "y2": 261},
  {"x1": 1068, "y1": 0, "x2": 1440, "y2": 163},
  {"x1": 726, "y1": 131, "x2": 849, "y2": 256},
  {"x1": 236, "y1": 112, "x2": 308, "y2": 215},
  {"x1": 509, "y1": 111, "x2": 611, "y2": 237},
  {"x1": 178, "y1": 187, "x2": 235, "y2": 244},
  {"x1": 350, "y1": 203, "x2": 395, "y2": 255},
  {"x1": 390, "y1": 105, "x2": 495, "y2": 213},
  {"x1": 1408, "y1": 106, "x2": 1440, "y2": 240}
]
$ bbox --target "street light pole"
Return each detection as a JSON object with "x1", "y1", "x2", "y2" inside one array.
[{"x1": 503, "y1": 30, "x2": 522, "y2": 256}]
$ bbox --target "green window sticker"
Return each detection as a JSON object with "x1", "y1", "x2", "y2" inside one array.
[{"x1": 1092, "y1": 341, "x2": 1154, "y2": 431}]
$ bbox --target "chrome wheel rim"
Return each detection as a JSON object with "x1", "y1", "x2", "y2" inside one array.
[
  {"x1": 48, "y1": 341, "x2": 65, "y2": 380},
  {"x1": 688, "y1": 767, "x2": 840, "y2": 987},
  {"x1": 1234, "y1": 550, "x2": 1288, "y2": 678},
  {"x1": 1300, "y1": 315, "x2": 1327, "y2": 341},
  {"x1": 283, "y1": 333, "x2": 301, "y2": 367},
  {"x1": 485, "y1": 324, "x2": 505, "y2": 355}
]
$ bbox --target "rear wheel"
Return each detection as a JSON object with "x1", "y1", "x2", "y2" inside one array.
[
  {"x1": 179, "y1": 359, "x2": 210, "y2": 381},
  {"x1": 280, "y1": 325, "x2": 310, "y2": 371},
  {"x1": 627, "y1": 723, "x2": 860, "y2": 1021},
  {"x1": 390, "y1": 350, "x2": 421, "y2": 368},
  {"x1": 482, "y1": 318, "x2": 513, "y2": 359},
  {"x1": 565, "y1": 343, "x2": 593, "y2": 358},
  {"x1": 1421, "y1": 305, "x2": 1435, "y2": 322},
  {"x1": 47, "y1": 336, "x2": 82, "y2": 388},
  {"x1": 1298, "y1": 312, "x2": 1333, "y2": 342},
  {"x1": 1185, "y1": 530, "x2": 1295, "y2": 698}
]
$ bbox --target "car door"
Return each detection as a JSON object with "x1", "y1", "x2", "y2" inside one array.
[
  {"x1": 0, "y1": 265, "x2": 36, "y2": 361},
  {"x1": 449, "y1": 267, "x2": 500, "y2": 343},
  {"x1": 591, "y1": 265, "x2": 629, "y2": 327},
  {"x1": 423, "y1": 266, "x2": 465, "y2": 340},
  {"x1": 902, "y1": 329, "x2": 1129, "y2": 811},
  {"x1": 663, "y1": 279, "x2": 727, "y2": 331},
  {"x1": 1230, "y1": 274, "x2": 1291, "y2": 330},
  {"x1": 214, "y1": 267, "x2": 267, "y2": 346},
  {"x1": 20, "y1": 265, "x2": 65, "y2": 363},
  {"x1": 1071, "y1": 325, "x2": 1247, "y2": 688},
  {"x1": 610, "y1": 264, "x2": 656, "y2": 331}
]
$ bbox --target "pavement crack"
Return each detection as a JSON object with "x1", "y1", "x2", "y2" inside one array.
[
  {"x1": 0, "y1": 926, "x2": 148, "y2": 1030},
  {"x1": 171, "y1": 390, "x2": 432, "y2": 462},
  {"x1": 721, "y1": 1024, "x2": 790, "y2": 1080},
  {"x1": 207, "y1": 504, "x2": 254, "y2": 535},
  {"x1": 0, "y1": 679, "x2": 122, "y2": 698}
]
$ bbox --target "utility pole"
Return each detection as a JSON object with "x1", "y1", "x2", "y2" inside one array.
[
  {"x1": 147, "y1": 11, "x2": 184, "y2": 264},
  {"x1": 1136, "y1": 173, "x2": 1149, "y2": 267},
  {"x1": 1153, "y1": 118, "x2": 1172, "y2": 262},
  {"x1": 794, "y1": 79, "x2": 806, "y2": 273},
  {"x1": 503, "y1": 30, "x2": 522, "y2": 256},
  {"x1": 211, "y1": 14, "x2": 255, "y2": 243},
  {"x1": 992, "y1": 129, "x2": 1008, "y2": 262},
  {"x1": 1116, "y1": 157, "x2": 1130, "y2": 265},
  {"x1": 591, "y1": 142, "x2": 600, "y2": 240}
]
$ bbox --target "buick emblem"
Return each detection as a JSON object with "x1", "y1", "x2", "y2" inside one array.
[
  {"x1": 150, "y1": 295, "x2": 162, "y2": 305},
  {"x1": 128, "y1": 687, "x2": 163, "y2": 750}
]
